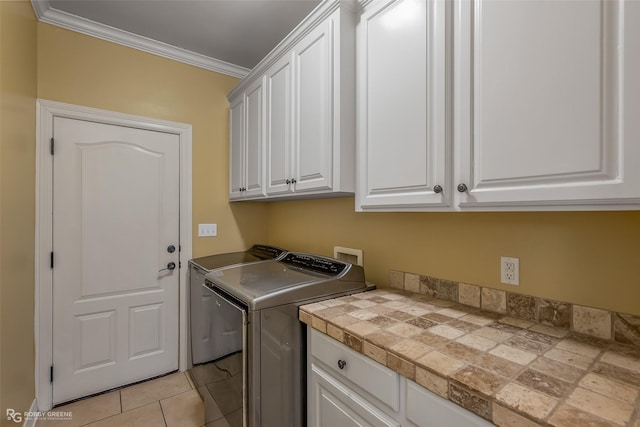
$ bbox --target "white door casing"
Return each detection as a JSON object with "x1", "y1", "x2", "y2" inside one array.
[{"x1": 36, "y1": 100, "x2": 192, "y2": 410}]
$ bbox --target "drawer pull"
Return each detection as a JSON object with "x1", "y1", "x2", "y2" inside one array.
[{"x1": 337, "y1": 359, "x2": 347, "y2": 370}]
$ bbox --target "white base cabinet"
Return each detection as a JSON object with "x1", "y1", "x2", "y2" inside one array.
[
  {"x1": 307, "y1": 328, "x2": 492, "y2": 427},
  {"x1": 357, "y1": 0, "x2": 640, "y2": 211}
]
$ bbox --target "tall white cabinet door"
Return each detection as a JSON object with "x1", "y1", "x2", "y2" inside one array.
[
  {"x1": 244, "y1": 78, "x2": 265, "y2": 197},
  {"x1": 266, "y1": 54, "x2": 294, "y2": 195},
  {"x1": 294, "y1": 17, "x2": 334, "y2": 192},
  {"x1": 455, "y1": 0, "x2": 640, "y2": 209},
  {"x1": 229, "y1": 95, "x2": 245, "y2": 199},
  {"x1": 357, "y1": 0, "x2": 449, "y2": 210}
]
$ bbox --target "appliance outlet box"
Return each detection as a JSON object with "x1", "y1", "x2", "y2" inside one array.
[
  {"x1": 198, "y1": 223, "x2": 217, "y2": 237},
  {"x1": 500, "y1": 256, "x2": 519, "y2": 285}
]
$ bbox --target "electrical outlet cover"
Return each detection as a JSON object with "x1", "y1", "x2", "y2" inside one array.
[{"x1": 501, "y1": 256, "x2": 520, "y2": 285}]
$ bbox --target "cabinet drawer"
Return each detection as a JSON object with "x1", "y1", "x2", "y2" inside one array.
[
  {"x1": 405, "y1": 379, "x2": 492, "y2": 427},
  {"x1": 310, "y1": 329, "x2": 400, "y2": 411}
]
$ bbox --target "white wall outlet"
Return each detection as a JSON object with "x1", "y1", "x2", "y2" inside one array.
[
  {"x1": 198, "y1": 223, "x2": 217, "y2": 237},
  {"x1": 501, "y1": 256, "x2": 519, "y2": 285}
]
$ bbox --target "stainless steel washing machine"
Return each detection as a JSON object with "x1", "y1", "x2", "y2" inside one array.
[
  {"x1": 189, "y1": 245, "x2": 286, "y2": 364},
  {"x1": 203, "y1": 252, "x2": 370, "y2": 427}
]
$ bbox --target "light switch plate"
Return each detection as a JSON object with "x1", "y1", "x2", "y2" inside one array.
[{"x1": 198, "y1": 223, "x2": 217, "y2": 237}]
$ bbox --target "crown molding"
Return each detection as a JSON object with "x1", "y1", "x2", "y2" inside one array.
[
  {"x1": 30, "y1": 0, "x2": 250, "y2": 79},
  {"x1": 228, "y1": 0, "x2": 358, "y2": 99}
]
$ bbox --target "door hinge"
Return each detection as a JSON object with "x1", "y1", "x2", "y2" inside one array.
[
  {"x1": 50, "y1": 137, "x2": 55, "y2": 155},
  {"x1": 50, "y1": 252, "x2": 54, "y2": 269},
  {"x1": 50, "y1": 365, "x2": 54, "y2": 383}
]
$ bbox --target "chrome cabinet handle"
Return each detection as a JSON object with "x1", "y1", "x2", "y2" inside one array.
[
  {"x1": 337, "y1": 359, "x2": 346, "y2": 370},
  {"x1": 457, "y1": 183, "x2": 468, "y2": 193},
  {"x1": 433, "y1": 185, "x2": 443, "y2": 194},
  {"x1": 158, "y1": 262, "x2": 176, "y2": 273}
]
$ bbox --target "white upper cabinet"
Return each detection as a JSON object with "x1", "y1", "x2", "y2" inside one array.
[
  {"x1": 265, "y1": 53, "x2": 294, "y2": 196},
  {"x1": 293, "y1": 18, "x2": 334, "y2": 193},
  {"x1": 229, "y1": 94, "x2": 245, "y2": 199},
  {"x1": 357, "y1": 0, "x2": 449, "y2": 210},
  {"x1": 357, "y1": 0, "x2": 640, "y2": 211},
  {"x1": 455, "y1": 0, "x2": 640, "y2": 209},
  {"x1": 229, "y1": 77, "x2": 266, "y2": 200},
  {"x1": 229, "y1": 0, "x2": 357, "y2": 201}
]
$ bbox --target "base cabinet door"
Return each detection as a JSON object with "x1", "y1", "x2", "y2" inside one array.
[
  {"x1": 309, "y1": 363, "x2": 400, "y2": 427},
  {"x1": 455, "y1": 0, "x2": 640, "y2": 209},
  {"x1": 405, "y1": 380, "x2": 492, "y2": 427}
]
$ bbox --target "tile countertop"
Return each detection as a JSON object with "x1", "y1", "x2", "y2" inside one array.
[{"x1": 299, "y1": 288, "x2": 640, "y2": 427}]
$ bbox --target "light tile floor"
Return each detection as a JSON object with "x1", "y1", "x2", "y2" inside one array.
[{"x1": 36, "y1": 371, "x2": 228, "y2": 427}]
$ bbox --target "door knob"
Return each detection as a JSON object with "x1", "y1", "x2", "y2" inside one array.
[
  {"x1": 457, "y1": 183, "x2": 468, "y2": 193},
  {"x1": 158, "y1": 262, "x2": 176, "y2": 273},
  {"x1": 167, "y1": 245, "x2": 176, "y2": 253},
  {"x1": 433, "y1": 185, "x2": 443, "y2": 194}
]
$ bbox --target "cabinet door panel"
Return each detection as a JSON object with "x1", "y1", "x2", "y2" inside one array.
[
  {"x1": 295, "y1": 19, "x2": 333, "y2": 192},
  {"x1": 358, "y1": 0, "x2": 448, "y2": 209},
  {"x1": 456, "y1": 0, "x2": 640, "y2": 208},
  {"x1": 229, "y1": 96, "x2": 245, "y2": 199},
  {"x1": 266, "y1": 54, "x2": 294, "y2": 195},
  {"x1": 309, "y1": 364, "x2": 400, "y2": 427},
  {"x1": 245, "y1": 79, "x2": 264, "y2": 196},
  {"x1": 405, "y1": 380, "x2": 492, "y2": 427}
]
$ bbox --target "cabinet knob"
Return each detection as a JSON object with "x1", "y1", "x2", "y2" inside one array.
[
  {"x1": 291, "y1": 178, "x2": 297, "y2": 184},
  {"x1": 285, "y1": 179, "x2": 291, "y2": 185},
  {"x1": 457, "y1": 183, "x2": 468, "y2": 193},
  {"x1": 337, "y1": 359, "x2": 346, "y2": 370},
  {"x1": 433, "y1": 185, "x2": 443, "y2": 194}
]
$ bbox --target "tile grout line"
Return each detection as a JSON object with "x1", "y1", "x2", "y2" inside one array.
[{"x1": 158, "y1": 398, "x2": 169, "y2": 427}]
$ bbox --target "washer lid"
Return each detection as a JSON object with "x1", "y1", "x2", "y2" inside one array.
[
  {"x1": 190, "y1": 244, "x2": 286, "y2": 271},
  {"x1": 205, "y1": 253, "x2": 366, "y2": 310}
]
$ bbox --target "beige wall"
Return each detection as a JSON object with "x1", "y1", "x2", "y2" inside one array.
[
  {"x1": 0, "y1": 0, "x2": 38, "y2": 423},
  {"x1": 267, "y1": 197, "x2": 640, "y2": 316},
  {"x1": 37, "y1": 23, "x2": 269, "y2": 257}
]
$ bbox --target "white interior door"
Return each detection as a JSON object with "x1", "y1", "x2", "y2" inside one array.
[{"x1": 51, "y1": 116, "x2": 180, "y2": 404}]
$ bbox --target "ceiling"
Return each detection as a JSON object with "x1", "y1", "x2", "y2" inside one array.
[{"x1": 32, "y1": 0, "x2": 322, "y2": 77}]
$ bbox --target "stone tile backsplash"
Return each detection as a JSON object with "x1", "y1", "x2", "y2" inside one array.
[{"x1": 389, "y1": 270, "x2": 640, "y2": 349}]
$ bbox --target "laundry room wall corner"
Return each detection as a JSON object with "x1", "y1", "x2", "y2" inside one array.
[{"x1": 0, "y1": 0, "x2": 38, "y2": 424}]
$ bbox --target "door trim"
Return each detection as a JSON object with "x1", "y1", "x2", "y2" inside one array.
[{"x1": 35, "y1": 99, "x2": 192, "y2": 410}]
